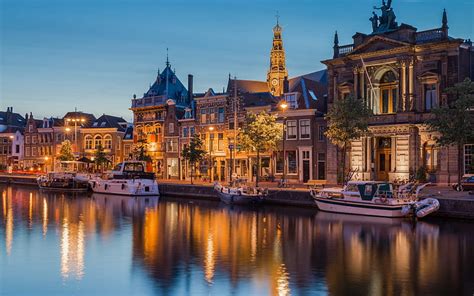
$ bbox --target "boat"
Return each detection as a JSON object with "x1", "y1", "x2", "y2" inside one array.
[
  {"x1": 214, "y1": 182, "x2": 267, "y2": 205},
  {"x1": 89, "y1": 161, "x2": 159, "y2": 196},
  {"x1": 37, "y1": 172, "x2": 89, "y2": 192},
  {"x1": 310, "y1": 181, "x2": 438, "y2": 218}
]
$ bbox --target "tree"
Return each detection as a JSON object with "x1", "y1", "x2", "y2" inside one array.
[
  {"x1": 427, "y1": 78, "x2": 474, "y2": 189},
  {"x1": 133, "y1": 138, "x2": 152, "y2": 162},
  {"x1": 181, "y1": 134, "x2": 207, "y2": 184},
  {"x1": 94, "y1": 144, "x2": 109, "y2": 172},
  {"x1": 240, "y1": 112, "x2": 283, "y2": 187},
  {"x1": 58, "y1": 140, "x2": 75, "y2": 161},
  {"x1": 325, "y1": 95, "x2": 372, "y2": 184}
]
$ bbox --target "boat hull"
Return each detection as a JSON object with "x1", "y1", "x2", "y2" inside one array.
[
  {"x1": 89, "y1": 179, "x2": 160, "y2": 196},
  {"x1": 216, "y1": 191, "x2": 264, "y2": 205},
  {"x1": 314, "y1": 197, "x2": 407, "y2": 218}
]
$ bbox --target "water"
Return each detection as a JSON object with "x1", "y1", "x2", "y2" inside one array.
[{"x1": 1, "y1": 185, "x2": 473, "y2": 296}]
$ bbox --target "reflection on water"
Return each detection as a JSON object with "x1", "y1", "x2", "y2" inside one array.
[{"x1": 1, "y1": 185, "x2": 474, "y2": 295}]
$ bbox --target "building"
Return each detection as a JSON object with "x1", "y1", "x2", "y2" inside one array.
[
  {"x1": 130, "y1": 58, "x2": 193, "y2": 177},
  {"x1": 80, "y1": 114, "x2": 128, "y2": 166},
  {"x1": 0, "y1": 107, "x2": 25, "y2": 169},
  {"x1": 322, "y1": 3, "x2": 474, "y2": 184}
]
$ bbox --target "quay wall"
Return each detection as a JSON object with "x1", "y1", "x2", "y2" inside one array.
[{"x1": 1, "y1": 174, "x2": 473, "y2": 219}]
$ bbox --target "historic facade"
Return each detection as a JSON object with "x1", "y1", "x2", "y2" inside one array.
[
  {"x1": 267, "y1": 17, "x2": 288, "y2": 97},
  {"x1": 323, "y1": 3, "x2": 474, "y2": 184}
]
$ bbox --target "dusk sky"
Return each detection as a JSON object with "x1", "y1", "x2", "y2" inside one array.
[{"x1": 1, "y1": 0, "x2": 472, "y2": 121}]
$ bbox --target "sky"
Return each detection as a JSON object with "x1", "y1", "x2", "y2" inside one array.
[{"x1": 1, "y1": 0, "x2": 472, "y2": 122}]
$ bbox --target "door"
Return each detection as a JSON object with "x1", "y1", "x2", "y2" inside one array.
[
  {"x1": 303, "y1": 160, "x2": 310, "y2": 183},
  {"x1": 376, "y1": 149, "x2": 391, "y2": 181}
]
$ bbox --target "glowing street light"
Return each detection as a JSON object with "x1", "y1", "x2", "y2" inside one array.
[{"x1": 208, "y1": 126, "x2": 215, "y2": 182}]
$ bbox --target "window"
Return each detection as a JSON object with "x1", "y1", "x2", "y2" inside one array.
[
  {"x1": 85, "y1": 135, "x2": 93, "y2": 150},
  {"x1": 318, "y1": 153, "x2": 326, "y2": 180},
  {"x1": 167, "y1": 140, "x2": 178, "y2": 152},
  {"x1": 209, "y1": 133, "x2": 215, "y2": 151},
  {"x1": 15, "y1": 145, "x2": 20, "y2": 154},
  {"x1": 378, "y1": 71, "x2": 398, "y2": 114},
  {"x1": 190, "y1": 127, "x2": 195, "y2": 136},
  {"x1": 217, "y1": 133, "x2": 224, "y2": 151},
  {"x1": 94, "y1": 135, "x2": 102, "y2": 148},
  {"x1": 25, "y1": 136, "x2": 30, "y2": 144},
  {"x1": 104, "y1": 135, "x2": 112, "y2": 150},
  {"x1": 29, "y1": 125, "x2": 33, "y2": 132},
  {"x1": 32, "y1": 136, "x2": 37, "y2": 144},
  {"x1": 209, "y1": 108, "x2": 216, "y2": 123},
  {"x1": 116, "y1": 137, "x2": 121, "y2": 149},
  {"x1": 284, "y1": 93, "x2": 298, "y2": 109},
  {"x1": 200, "y1": 108, "x2": 207, "y2": 124},
  {"x1": 169, "y1": 123, "x2": 174, "y2": 134},
  {"x1": 218, "y1": 107, "x2": 225, "y2": 123},
  {"x1": 425, "y1": 84, "x2": 438, "y2": 111},
  {"x1": 276, "y1": 151, "x2": 284, "y2": 174},
  {"x1": 465, "y1": 144, "x2": 474, "y2": 175},
  {"x1": 183, "y1": 127, "x2": 189, "y2": 138},
  {"x1": 287, "y1": 151, "x2": 297, "y2": 174},
  {"x1": 286, "y1": 120, "x2": 297, "y2": 140},
  {"x1": 423, "y1": 144, "x2": 438, "y2": 172},
  {"x1": 32, "y1": 147, "x2": 37, "y2": 157},
  {"x1": 299, "y1": 119, "x2": 310, "y2": 139},
  {"x1": 318, "y1": 126, "x2": 326, "y2": 141},
  {"x1": 26, "y1": 147, "x2": 30, "y2": 157}
]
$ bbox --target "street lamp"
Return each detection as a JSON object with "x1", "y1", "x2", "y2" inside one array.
[
  {"x1": 44, "y1": 156, "x2": 49, "y2": 172},
  {"x1": 208, "y1": 126, "x2": 214, "y2": 183},
  {"x1": 279, "y1": 100, "x2": 288, "y2": 187},
  {"x1": 66, "y1": 117, "x2": 85, "y2": 154}
]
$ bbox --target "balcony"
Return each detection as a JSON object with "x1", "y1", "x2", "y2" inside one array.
[{"x1": 415, "y1": 28, "x2": 447, "y2": 43}]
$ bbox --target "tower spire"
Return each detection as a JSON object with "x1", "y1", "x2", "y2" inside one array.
[
  {"x1": 166, "y1": 47, "x2": 170, "y2": 67},
  {"x1": 267, "y1": 14, "x2": 287, "y2": 97},
  {"x1": 276, "y1": 11, "x2": 280, "y2": 26},
  {"x1": 442, "y1": 8, "x2": 448, "y2": 29}
]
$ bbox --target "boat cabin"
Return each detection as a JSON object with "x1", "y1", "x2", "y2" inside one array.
[
  {"x1": 344, "y1": 181, "x2": 394, "y2": 200},
  {"x1": 111, "y1": 161, "x2": 155, "y2": 180}
]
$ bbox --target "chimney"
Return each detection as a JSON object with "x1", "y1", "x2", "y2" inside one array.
[
  {"x1": 283, "y1": 77, "x2": 289, "y2": 93},
  {"x1": 187, "y1": 74, "x2": 194, "y2": 103}
]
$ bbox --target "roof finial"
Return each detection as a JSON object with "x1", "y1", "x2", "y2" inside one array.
[
  {"x1": 166, "y1": 47, "x2": 170, "y2": 67},
  {"x1": 334, "y1": 31, "x2": 339, "y2": 47},
  {"x1": 276, "y1": 11, "x2": 280, "y2": 26},
  {"x1": 442, "y1": 8, "x2": 448, "y2": 29}
]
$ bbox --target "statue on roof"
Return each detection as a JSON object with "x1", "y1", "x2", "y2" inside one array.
[{"x1": 372, "y1": 0, "x2": 398, "y2": 33}]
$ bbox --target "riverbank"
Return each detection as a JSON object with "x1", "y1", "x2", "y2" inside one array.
[{"x1": 2, "y1": 173, "x2": 474, "y2": 219}]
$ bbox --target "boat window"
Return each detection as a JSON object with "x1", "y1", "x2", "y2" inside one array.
[
  {"x1": 124, "y1": 163, "x2": 144, "y2": 172},
  {"x1": 113, "y1": 163, "x2": 123, "y2": 171},
  {"x1": 345, "y1": 184, "x2": 358, "y2": 192},
  {"x1": 364, "y1": 185, "x2": 373, "y2": 196}
]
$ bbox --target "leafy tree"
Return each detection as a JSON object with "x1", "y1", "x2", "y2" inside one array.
[
  {"x1": 94, "y1": 144, "x2": 109, "y2": 172},
  {"x1": 181, "y1": 134, "x2": 207, "y2": 184},
  {"x1": 58, "y1": 140, "x2": 75, "y2": 161},
  {"x1": 240, "y1": 112, "x2": 283, "y2": 187},
  {"x1": 325, "y1": 95, "x2": 372, "y2": 184},
  {"x1": 427, "y1": 78, "x2": 474, "y2": 188},
  {"x1": 133, "y1": 138, "x2": 152, "y2": 162}
]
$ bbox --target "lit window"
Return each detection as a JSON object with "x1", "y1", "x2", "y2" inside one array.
[
  {"x1": 299, "y1": 119, "x2": 310, "y2": 139},
  {"x1": 200, "y1": 108, "x2": 207, "y2": 124},
  {"x1": 286, "y1": 120, "x2": 297, "y2": 140},
  {"x1": 217, "y1": 133, "x2": 224, "y2": 151},
  {"x1": 104, "y1": 135, "x2": 112, "y2": 150},
  {"x1": 94, "y1": 135, "x2": 102, "y2": 148},
  {"x1": 209, "y1": 108, "x2": 216, "y2": 123},
  {"x1": 85, "y1": 135, "x2": 93, "y2": 150},
  {"x1": 218, "y1": 107, "x2": 225, "y2": 123}
]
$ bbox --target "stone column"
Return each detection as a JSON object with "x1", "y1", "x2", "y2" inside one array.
[
  {"x1": 353, "y1": 67, "x2": 359, "y2": 98},
  {"x1": 360, "y1": 69, "x2": 365, "y2": 101},
  {"x1": 401, "y1": 61, "x2": 407, "y2": 111},
  {"x1": 408, "y1": 59, "x2": 414, "y2": 111}
]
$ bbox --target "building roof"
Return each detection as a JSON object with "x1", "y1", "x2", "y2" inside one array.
[
  {"x1": 90, "y1": 114, "x2": 128, "y2": 131},
  {"x1": 123, "y1": 126, "x2": 134, "y2": 140},
  {"x1": 226, "y1": 78, "x2": 269, "y2": 94},
  {"x1": 0, "y1": 107, "x2": 26, "y2": 133},
  {"x1": 143, "y1": 64, "x2": 189, "y2": 106},
  {"x1": 288, "y1": 70, "x2": 328, "y2": 112},
  {"x1": 241, "y1": 92, "x2": 277, "y2": 108},
  {"x1": 63, "y1": 111, "x2": 96, "y2": 127}
]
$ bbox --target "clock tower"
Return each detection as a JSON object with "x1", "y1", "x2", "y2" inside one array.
[{"x1": 267, "y1": 15, "x2": 288, "y2": 97}]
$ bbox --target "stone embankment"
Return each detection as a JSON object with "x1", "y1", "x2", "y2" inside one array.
[{"x1": 2, "y1": 174, "x2": 474, "y2": 219}]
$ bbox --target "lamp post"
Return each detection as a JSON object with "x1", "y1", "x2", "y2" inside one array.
[
  {"x1": 279, "y1": 100, "x2": 288, "y2": 187},
  {"x1": 66, "y1": 117, "x2": 85, "y2": 154},
  {"x1": 228, "y1": 138, "x2": 234, "y2": 184},
  {"x1": 44, "y1": 156, "x2": 49, "y2": 172},
  {"x1": 208, "y1": 126, "x2": 214, "y2": 183}
]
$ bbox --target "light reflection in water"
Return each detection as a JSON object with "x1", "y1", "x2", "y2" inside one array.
[{"x1": 1, "y1": 187, "x2": 474, "y2": 296}]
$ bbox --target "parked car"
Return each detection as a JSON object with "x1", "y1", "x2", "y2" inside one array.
[{"x1": 452, "y1": 175, "x2": 474, "y2": 191}]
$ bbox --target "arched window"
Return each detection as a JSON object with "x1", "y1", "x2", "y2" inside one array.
[
  {"x1": 84, "y1": 135, "x2": 93, "y2": 150},
  {"x1": 104, "y1": 134, "x2": 112, "y2": 150},
  {"x1": 379, "y1": 71, "x2": 398, "y2": 114},
  {"x1": 94, "y1": 135, "x2": 102, "y2": 149}
]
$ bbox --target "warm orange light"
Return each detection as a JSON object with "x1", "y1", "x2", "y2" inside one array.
[
  {"x1": 9, "y1": 135, "x2": 14, "y2": 139},
  {"x1": 65, "y1": 127, "x2": 71, "y2": 132},
  {"x1": 208, "y1": 126, "x2": 215, "y2": 131},
  {"x1": 279, "y1": 100, "x2": 288, "y2": 110},
  {"x1": 44, "y1": 156, "x2": 49, "y2": 161}
]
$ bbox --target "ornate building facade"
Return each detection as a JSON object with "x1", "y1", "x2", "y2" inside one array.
[
  {"x1": 323, "y1": 3, "x2": 474, "y2": 184},
  {"x1": 267, "y1": 18, "x2": 288, "y2": 97}
]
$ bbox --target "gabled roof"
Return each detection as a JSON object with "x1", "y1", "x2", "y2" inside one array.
[
  {"x1": 63, "y1": 111, "x2": 96, "y2": 127},
  {"x1": 227, "y1": 78, "x2": 269, "y2": 94},
  {"x1": 123, "y1": 126, "x2": 134, "y2": 140},
  {"x1": 0, "y1": 108, "x2": 26, "y2": 131},
  {"x1": 144, "y1": 65, "x2": 189, "y2": 105},
  {"x1": 90, "y1": 114, "x2": 128, "y2": 131},
  {"x1": 242, "y1": 92, "x2": 276, "y2": 108}
]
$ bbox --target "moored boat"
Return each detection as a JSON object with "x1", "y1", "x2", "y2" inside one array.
[
  {"x1": 214, "y1": 182, "x2": 267, "y2": 205},
  {"x1": 89, "y1": 161, "x2": 159, "y2": 196},
  {"x1": 310, "y1": 181, "x2": 438, "y2": 218},
  {"x1": 37, "y1": 172, "x2": 89, "y2": 192}
]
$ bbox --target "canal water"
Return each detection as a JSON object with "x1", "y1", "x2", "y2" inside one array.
[{"x1": 1, "y1": 185, "x2": 473, "y2": 296}]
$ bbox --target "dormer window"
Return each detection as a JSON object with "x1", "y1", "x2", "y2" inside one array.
[
  {"x1": 100, "y1": 122, "x2": 106, "y2": 127},
  {"x1": 284, "y1": 93, "x2": 298, "y2": 109}
]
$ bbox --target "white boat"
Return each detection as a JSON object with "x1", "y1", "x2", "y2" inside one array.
[
  {"x1": 37, "y1": 172, "x2": 89, "y2": 192},
  {"x1": 89, "y1": 161, "x2": 159, "y2": 196},
  {"x1": 214, "y1": 182, "x2": 267, "y2": 205},
  {"x1": 310, "y1": 181, "x2": 437, "y2": 218}
]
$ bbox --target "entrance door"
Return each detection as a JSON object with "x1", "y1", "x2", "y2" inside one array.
[
  {"x1": 376, "y1": 149, "x2": 391, "y2": 181},
  {"x1": 303, "y1": 160, "x2": 310, "y2": 183}
]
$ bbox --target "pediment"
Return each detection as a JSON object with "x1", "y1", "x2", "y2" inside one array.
[{"x1": 350, "y1": 36, "x2": 411, "y2": 55}]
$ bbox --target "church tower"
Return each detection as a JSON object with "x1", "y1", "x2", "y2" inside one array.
[{"x1": 267, "y1": 15, "x2": 288, "y2": 97}]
